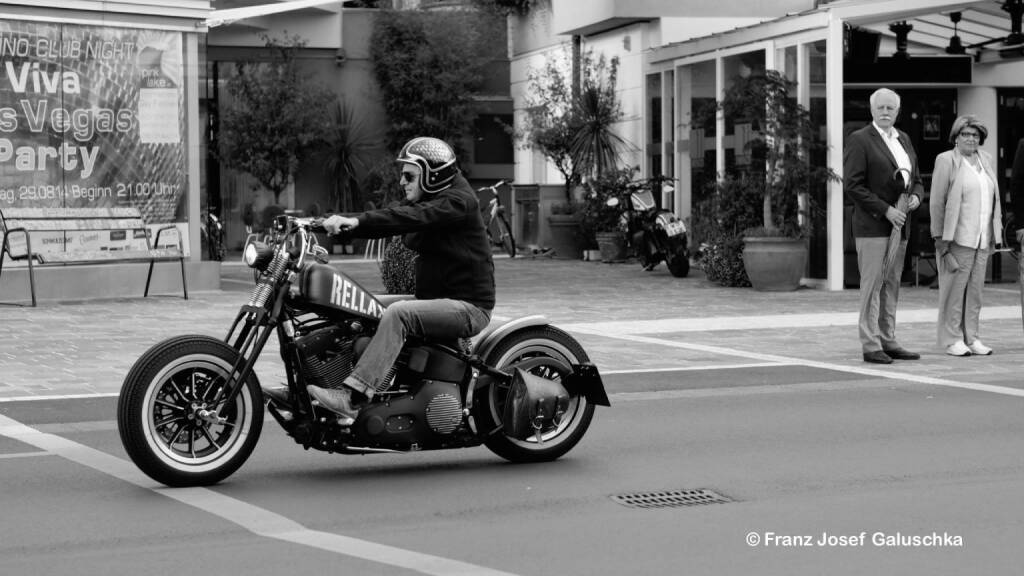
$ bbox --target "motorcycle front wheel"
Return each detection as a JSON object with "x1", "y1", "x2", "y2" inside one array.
[
  {"x1": 477, "y1": 326, "x2": 596, "y2": 463},
  {"x1": 118, "y1": 335, "x2": 263, "y2": 487}
]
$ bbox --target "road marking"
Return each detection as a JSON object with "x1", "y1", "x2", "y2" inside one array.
[
  {"x1": 561, "y1": 305, "x2": 1021, "y2": 334},
  {"x1": 610, "y1": 380, "x2": 897, "y2": 401},
  {"x1": 0, "y1": 392, "x2": 118, "y2": 403},
  {"x1": 0, "y1": 451, "x2": 52, "y2": 459},
  {"x1": 0, "y1": 413, "x2": 520, "y2": 576},
  {"x1": 571, "y1": 329, "x2": 1024, "y2": 399},
  {"x1": 601, "y1": 362, "x2": 790, "y2": 375}
]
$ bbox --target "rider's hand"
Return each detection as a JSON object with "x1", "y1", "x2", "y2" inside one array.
[
  {"x1": 907, "y1": 194, "x2": 921, "y2": 211},
  {"x1": 324, "y1": 215, "x2": 358, "y2": 235}
]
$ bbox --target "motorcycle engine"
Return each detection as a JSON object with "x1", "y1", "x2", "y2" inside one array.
[
  {"x1": 353, "y1": 380, "x2": 465, "y2": 448},
  {"x1": 295, "y1": 326, "x2": 354, "y2": 390}
]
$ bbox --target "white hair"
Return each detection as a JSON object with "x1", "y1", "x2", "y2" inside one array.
[{"x1": 869, "y1": 88, "x2": 900, "y2": 108}]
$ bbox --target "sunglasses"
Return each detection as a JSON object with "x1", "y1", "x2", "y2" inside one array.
[{"x1": 400, "y1": 171, "x2": 418, "y2": 183}]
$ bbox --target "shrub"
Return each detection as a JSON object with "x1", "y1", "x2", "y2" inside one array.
[
  {"x1": 579, "y1": 167, "x2": 635, "y2": 238},
  {"x1": 379, "y1": 236, "x2": 417, "y2": 295},
  {"x1": 692, "y1": 174, "x2": 764, "y2": 287}
]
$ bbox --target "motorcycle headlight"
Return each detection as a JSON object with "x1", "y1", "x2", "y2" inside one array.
[{"x1": 243, "y1": 241, "x2": 275, "y2": 270}]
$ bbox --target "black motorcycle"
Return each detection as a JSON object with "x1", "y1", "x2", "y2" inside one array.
[
  {"x1": 202, "y1": 210, "x2": 226, "y2": 261},
  {"x1": 118, "y1": 215, "x2": 608, "y2": 487},
  {"x1": 608, "y1": 184, "x2": 690, "y2": 277}
]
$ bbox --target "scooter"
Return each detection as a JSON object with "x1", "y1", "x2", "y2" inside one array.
[{"x1": 608, "y1": 182, "x2": 690, "y2": 277}]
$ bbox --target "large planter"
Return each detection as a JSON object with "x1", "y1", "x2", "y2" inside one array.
[
  {"x1": 742, "y1": 236, "x2": 807, "y2": 291},
  {"x1": 546, "y1": 214, "x2": 583, "y2": 260},
  {"x1": 595, "y1": 231, "x2": 627, "y2": 263}
]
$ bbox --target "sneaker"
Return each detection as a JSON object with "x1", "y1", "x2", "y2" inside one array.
[
  {"x1": 945, "y1": 341, "x2": 972, "y2": 357},
  {"x1": 261, "y1": 385, "x2": 292, "y2": 407},
  {"x1": 968, "y1": 340, "x2": 993, "y2": 356},
  {"x1": 307, "y1": 385, "x2": 362, "y2": 422}
]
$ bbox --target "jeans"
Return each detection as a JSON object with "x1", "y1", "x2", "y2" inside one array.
[{"x1": 344, "y1": 299, "x2": 491, "y2": 397}]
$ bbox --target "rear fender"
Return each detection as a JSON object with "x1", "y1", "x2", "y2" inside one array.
[
  {"x1": 472, "y1": 315, "x2": 549, "y2": 361},
  {"x1": 472, "y1": 316, "x2": 610, "y2": 407}
]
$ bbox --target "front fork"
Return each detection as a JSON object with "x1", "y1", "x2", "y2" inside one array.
[{"x1": 206, "y1": 283, "x2": 291, "y2": 414}]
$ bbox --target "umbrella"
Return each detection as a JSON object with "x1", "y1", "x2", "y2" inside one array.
[{"x1": 881, "y1": 168, "x2": 913, "y2": 279}]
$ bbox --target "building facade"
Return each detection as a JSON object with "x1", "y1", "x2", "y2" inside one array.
[{"x1": 512, "y1": 0, "x2": 1024, "y2": 289}]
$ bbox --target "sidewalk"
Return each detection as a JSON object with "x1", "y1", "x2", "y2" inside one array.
[{"x1": 2, "y1": 255, "x2": 1023, "y2": 401}]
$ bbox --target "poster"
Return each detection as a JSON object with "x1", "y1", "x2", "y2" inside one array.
[
  {"x1": 923, "y1": 114, "x2": 941, "y2": 141},
  {"x1": 0, "y1": 21, "x2": 187, "y2": 255}
]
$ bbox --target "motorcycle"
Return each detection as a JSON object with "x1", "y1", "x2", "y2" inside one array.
[
  {"x1": 608, "y1": 183, "x2": 690, "y2": 277},
  {"x1": 118, "y1": 215, "x2": 609, "y2": 487},
  {"x1": 202, "y1": 210, "x2": 226, "y2": 261}
]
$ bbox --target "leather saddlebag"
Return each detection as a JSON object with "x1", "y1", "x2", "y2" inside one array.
[{"x1": 502, "y1": 368, "x2": 570, "y2": 440}]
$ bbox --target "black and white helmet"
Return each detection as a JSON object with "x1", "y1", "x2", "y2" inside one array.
[{"x1": 397, "y1": 137, "x2": 458, "y2": 194}]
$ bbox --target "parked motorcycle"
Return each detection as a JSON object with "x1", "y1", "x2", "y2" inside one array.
[
  {"x1": 118, "y1": 215, "x2": 609, "y2": 487},
  {"x1": 608, "y1": 184, "x2": 690, "y2": 277},
  {"x1": 202, "y1": 210, "x2": 226, "y2": 261}
]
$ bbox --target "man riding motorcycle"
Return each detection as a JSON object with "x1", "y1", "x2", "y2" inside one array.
[{"x1": 270, "y1": 136, "x2": 495, "y2": 422}]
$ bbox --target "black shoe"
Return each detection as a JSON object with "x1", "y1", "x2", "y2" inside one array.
[
  {"x1": 883, "y1": 348, "x2": 920, "y2": 361},
  {"x1": 863, "y1": 350, "x2": 893, "y2": 364},
  {"x1": 262, "y1": 385, "x2": 292, "y2": 407}
]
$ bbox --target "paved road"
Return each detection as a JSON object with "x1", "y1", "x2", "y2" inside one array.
[{"x1": 2, "y1": 255, "x2": 1024, "y2": 574}]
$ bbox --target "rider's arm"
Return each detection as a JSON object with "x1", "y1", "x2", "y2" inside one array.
[{"x1": 354, "y1": 193, "x2": 472, "y2": 237}]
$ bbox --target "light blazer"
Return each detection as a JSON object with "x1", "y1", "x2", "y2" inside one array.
[
  {"x1": 929, "y1": 148, "x2": 1003, "y2": 249},
  {"x1": 843, "y1": 124, "x2": 924, "y2": 238}
]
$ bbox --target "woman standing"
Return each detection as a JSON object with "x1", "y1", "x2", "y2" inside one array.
[{"x1": 930, "y1": 115, "x2": 1003, "y2": 356}]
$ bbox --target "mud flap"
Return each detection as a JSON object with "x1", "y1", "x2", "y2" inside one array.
[
  {"x1": 563, "y1": 363, "x2": 610, "y2": 406},
  {"x1": 502, "y1": 368, "x2": 570, "y2": 440}
]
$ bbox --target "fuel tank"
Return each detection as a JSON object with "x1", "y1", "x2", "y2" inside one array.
[{"x1": 298, "y1": 263, "x2": 385, "y2": 320}]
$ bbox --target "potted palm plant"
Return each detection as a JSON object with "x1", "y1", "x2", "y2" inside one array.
[
  {"x1": 700, "y1": 70, "x2": 839, "y2": 291},
  {"x1": 580, "y1": 167, "x2": 636, "y2": 263},
  {"x1": 515, "y1": 46, "x2": 631, "y2": 259}
]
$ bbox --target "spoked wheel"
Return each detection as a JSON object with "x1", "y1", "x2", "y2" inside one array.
[
  {"x1": 118, "y1": 335, "x2": 263, "y2": 487},
  {"x1": 477, "y1": 326, "x2": 595, "y2": 463},
  {"x1": 494, "y1": 214, "x2": 516, "y2": 258}
]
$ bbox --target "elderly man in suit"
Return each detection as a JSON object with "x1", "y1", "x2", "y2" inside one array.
[{"x1": 844, "y1": 88, "x2": 925, "y2": 364}]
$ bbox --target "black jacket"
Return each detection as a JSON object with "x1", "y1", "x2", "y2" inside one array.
[
  {"x1": 1011, "y1": 138, "x2": 1024, "y2": 228},
  {"x1": 843, "y1": 124, "x2": 924, "y2": 238},
  {"x1": 350, "y1": 174, "x2": 495, "y2": 310}
]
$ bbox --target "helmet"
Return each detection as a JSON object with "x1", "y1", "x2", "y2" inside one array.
[{"x1": 397, "y1": 137, "x2": 458, "y2": 194}]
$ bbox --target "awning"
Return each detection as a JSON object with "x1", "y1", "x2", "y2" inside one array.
[{"x1": 203, "y1": 0, "x2": 342, "y2": 28}]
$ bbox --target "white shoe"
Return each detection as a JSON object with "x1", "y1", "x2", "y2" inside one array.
[
  {"x1": 967, "y1": 340, "x2": 992, "y2": 356},
  {"x1": 307, "y1": 385, "x2": 362, "y2": 424},
  {"x1": 945, "y1": 341, "x2": 972, "y2": 356}
]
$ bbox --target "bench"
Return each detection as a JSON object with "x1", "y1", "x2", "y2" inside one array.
[{"x1": 0, "y1": 206, "x2": 188, "y2": 306}]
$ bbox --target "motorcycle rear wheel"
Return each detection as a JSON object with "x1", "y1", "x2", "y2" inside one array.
[
  {"x1": 118, "y1": 335, "x2": 263, "y2": 487},
  {"x1": 667, "y1": 251, "x2": 690, "y2": 277},
  {"x1": 477, "y1": 326, "x2": 596, "y2": 463}
]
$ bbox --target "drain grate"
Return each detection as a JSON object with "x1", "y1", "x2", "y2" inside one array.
[{"x1": 611, "y1": 489, "x2": 733, "y2": 509}]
